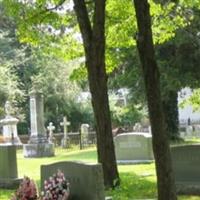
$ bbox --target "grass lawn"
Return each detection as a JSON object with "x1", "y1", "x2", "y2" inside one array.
[{"x1": 0, "y1": 146, "x2": 200, "y2": 200}]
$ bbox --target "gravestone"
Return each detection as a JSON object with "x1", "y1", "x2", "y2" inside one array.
[
  {"x1": 0, "y1": 145, "x2": 22, "y2": 188},
  {"x1": 0, "y1": 101, "x2": 22, "y2": 145},
  {"x1": 23, "y1": 90, "x2": 54, "y2": 157},
  {"x1": 41, "y1": 161, "x2": 105, "y2": 200},
  {"x1": 185, "y1": 125, "x2": 194, "y2": 138},
  {"x1": 114, "y1": 132, "x2": 154, "y2": 164},
  {"x1": 171, "y1": 144, "x2": 200, "y2": 194},
  {"x1": 60, "y1": 116, "x2": 71, "y2": 148},
  {"x1": 193, "y1": 125, "x2": 200, "y2": 138},
  {"x1": 80, "y1": 123, "x2": 89, "y2": 148},
  {"x1": 47, "y1": 122, "x2": 55, "y2": 143}
]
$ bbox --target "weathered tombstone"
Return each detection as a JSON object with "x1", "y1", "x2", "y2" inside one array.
[
  {"x1": 171, "y1": 144, "x2": 200, "y2": 194},
  {"x1": 47, "y1": 122, "x2": 55, "y2": 143},
  {"x1": 80, "y1": 123, "x2": 89, "y2": 148},
  {"x1": 185, "y1": 125, "x2": 194, "y2": 138},
  {"x1": 41, "y1": 161, "x2": 105, "y2": 200},
  {"x1": 0, "y1": 145, "x2": 22, "y2": 188},
  {"x1": 23, "y1": 90, "x2": 54, "y2": 157},
  {"x1": 60, "y1": 116, "x2": 71, "y2": 148},
  {"x1": 193, "y1": 125, "x2": 200, "y2": 138},
  {"x1": 0, "y1": 101, "x2": 22, "y2": 145},
  {"x1": 114, "y1": 132, "x2": 154, "y2": 164}
]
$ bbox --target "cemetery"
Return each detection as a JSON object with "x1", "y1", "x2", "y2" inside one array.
[{"x1": 1, "y1": 1, "x2": 200, "y2": 200}]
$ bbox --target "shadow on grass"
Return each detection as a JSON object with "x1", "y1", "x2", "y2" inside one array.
[
  {"x1": 106, "y1": 171, "x2": 157, "y2": 200},
  {"x1": 52, "y1": 148, "x2": 97, "y2": 162}
]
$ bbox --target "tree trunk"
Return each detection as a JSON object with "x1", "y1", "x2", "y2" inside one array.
[
  {"x1": 73, "y1": 0, "x2": 120, "y2": 188},
  {"x1": 162, "y1": 90, "x2": 179, "y2": 140},
  {"x1": 133, "y1": 0, "x2": 177, "y2": 199}
]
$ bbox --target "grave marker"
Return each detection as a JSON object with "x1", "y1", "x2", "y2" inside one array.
[
  {"x1": 171, "y1": 144, "x2": 200, "y2": 194},
  {"x1": 114, "y1": 132, "x2": 154, "y2": 164},
  {"x1": 60, "y1": 116, "x2": 71, "y2": 148},
  {"x1": 41, "y1": 161, "x2": 105, "y2": 200}
]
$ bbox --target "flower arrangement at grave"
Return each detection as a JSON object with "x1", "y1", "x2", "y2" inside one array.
[
  {"x1": 10, "y1": 170, "x2": 69, "y2": 200},
  {"x1": 11, "y1": 176, "x2": 38, "y2": 200},
  {"x1": 41, "y1": 169, "x2": 70, "y2": 200}
]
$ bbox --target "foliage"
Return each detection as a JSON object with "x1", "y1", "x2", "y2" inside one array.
[
  {"x1": 109, "y1": 92, "x2": 145, "y2": 128},
  {"x1": 0, "y1": 23, "x2": 25, "y2": 117},
  {"x1": 179, "y1": 88, "x2": 200, "y2": 112}
]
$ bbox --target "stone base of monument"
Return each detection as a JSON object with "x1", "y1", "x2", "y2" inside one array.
[
  {"x1": 117, "y1": 159, "x2": 154, "y2": 164},
  {"x1": 0, "y1": 178, "x2": 22, "y2": 189},
  {"x1": 176, "y1": 182, "x2": 200, "y2": 195},
  {"x1": 23, "y1": 143, "x2": 55, "y2": 158},
  {"x1": 3, "y1": 136, "x2": 22, "y2": 146},
  {"x1": 61, "y1": 137, "x2": 70, "y2": 148}
]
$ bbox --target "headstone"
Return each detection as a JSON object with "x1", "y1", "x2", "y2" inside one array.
[
  {"x1": 23, "y1": 90, "x2": 54, "y2": 157},
  {"x1": 0, "y1": 101, "x2": 22, "y2": 145},
  {"x1": 114, "y1": 132, "x2": 154, "y2": 164},
  {"x1": 0, "y1": 145, "x2": 22, "y2": 188},
  {"x1": 80, "y1": 123, "x2": 89, "y2": 148},
  {"x1": 60, "y1": 116, "x2": 71, "y2": 148},
  {"x1": 193, "y1": 125, "x2": 200, "y2": 138},
  {"x1": 185, "y1": 125, "x2": 193, "y2": 138},
  {"x1": 47, "y1": 122, "x2": 55, "y2": 143},
  {"x1": 171, "y1": 144, "x2": 200, "y2": 194},
  {"x1": 41, "y1": 161, "x2": 105, "y2": 200}
]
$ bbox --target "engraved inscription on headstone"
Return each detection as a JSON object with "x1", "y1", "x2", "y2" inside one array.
[{"x1": 119, "y1": 141, "x2": 141, "y2": 148}]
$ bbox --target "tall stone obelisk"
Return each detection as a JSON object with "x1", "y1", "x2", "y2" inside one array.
[{"x1": 23, "y1": 90, "x2": 54, "y2": 157}]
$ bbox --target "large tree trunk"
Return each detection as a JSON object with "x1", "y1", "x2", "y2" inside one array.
[
  {"x1": 73, "y1": 0, "x2": 119, "y2": 188},
  {"x1": 133, "y1": 0, "x2": 177, "y2": 199},
  {"x1": 162, "y1": 90, "x2": 179, "y2": 140}
]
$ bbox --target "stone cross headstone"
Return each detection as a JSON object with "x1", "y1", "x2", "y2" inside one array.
[
  {"x1": 114, "y1": 132, "x2": 154, "y2": 164},
  {"x1": 47, "y1": 122, "x2": 55, "y2": 142},
  {"x1": 41, "y1": 161, "x2": 105, "y2": 200},
  {"x1": 60, "y1": 116, "x2": 71, "y2": 148},
  {"x1": 0, "y1": 101, "x2": 21, "y2": 145},
  {"x1": 23, "y1": 90, "x2": 54, "y2": 157}
]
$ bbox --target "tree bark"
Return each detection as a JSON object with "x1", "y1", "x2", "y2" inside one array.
[
  {"x1": 162, "y1": 90, "x2": 179, "y2": 140},
  {"x1": 73, "y1": 0, "x2": 119, "y2": 188},
  {"x1": 133, "y1": 0, "x2": 177, "y2": 199}
]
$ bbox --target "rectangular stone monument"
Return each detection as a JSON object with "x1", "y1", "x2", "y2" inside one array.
[
  {"x1": 41, "y1": 161, "x2": 105, "y2": 200},
  {"x1": 0, "y1": 145, "x2": 22, "y2": 188},
  {"x1": 23, "y1": 90, "x2": 54, "y2": 157},
  {"x1": 171, "y1": 144, "x2": 200, "y2": 194},
  {"x1": 114, "y1": 132, "x2": 154, "y2": 164}
]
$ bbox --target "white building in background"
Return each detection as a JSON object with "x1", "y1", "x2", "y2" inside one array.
[{"x1": 178, "y1": 87, "x2": 200, "y2": 123}]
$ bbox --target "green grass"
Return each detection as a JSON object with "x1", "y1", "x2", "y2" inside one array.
[{"x1": 1, "y1": 146, "x2": 200, "y2": 200}]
